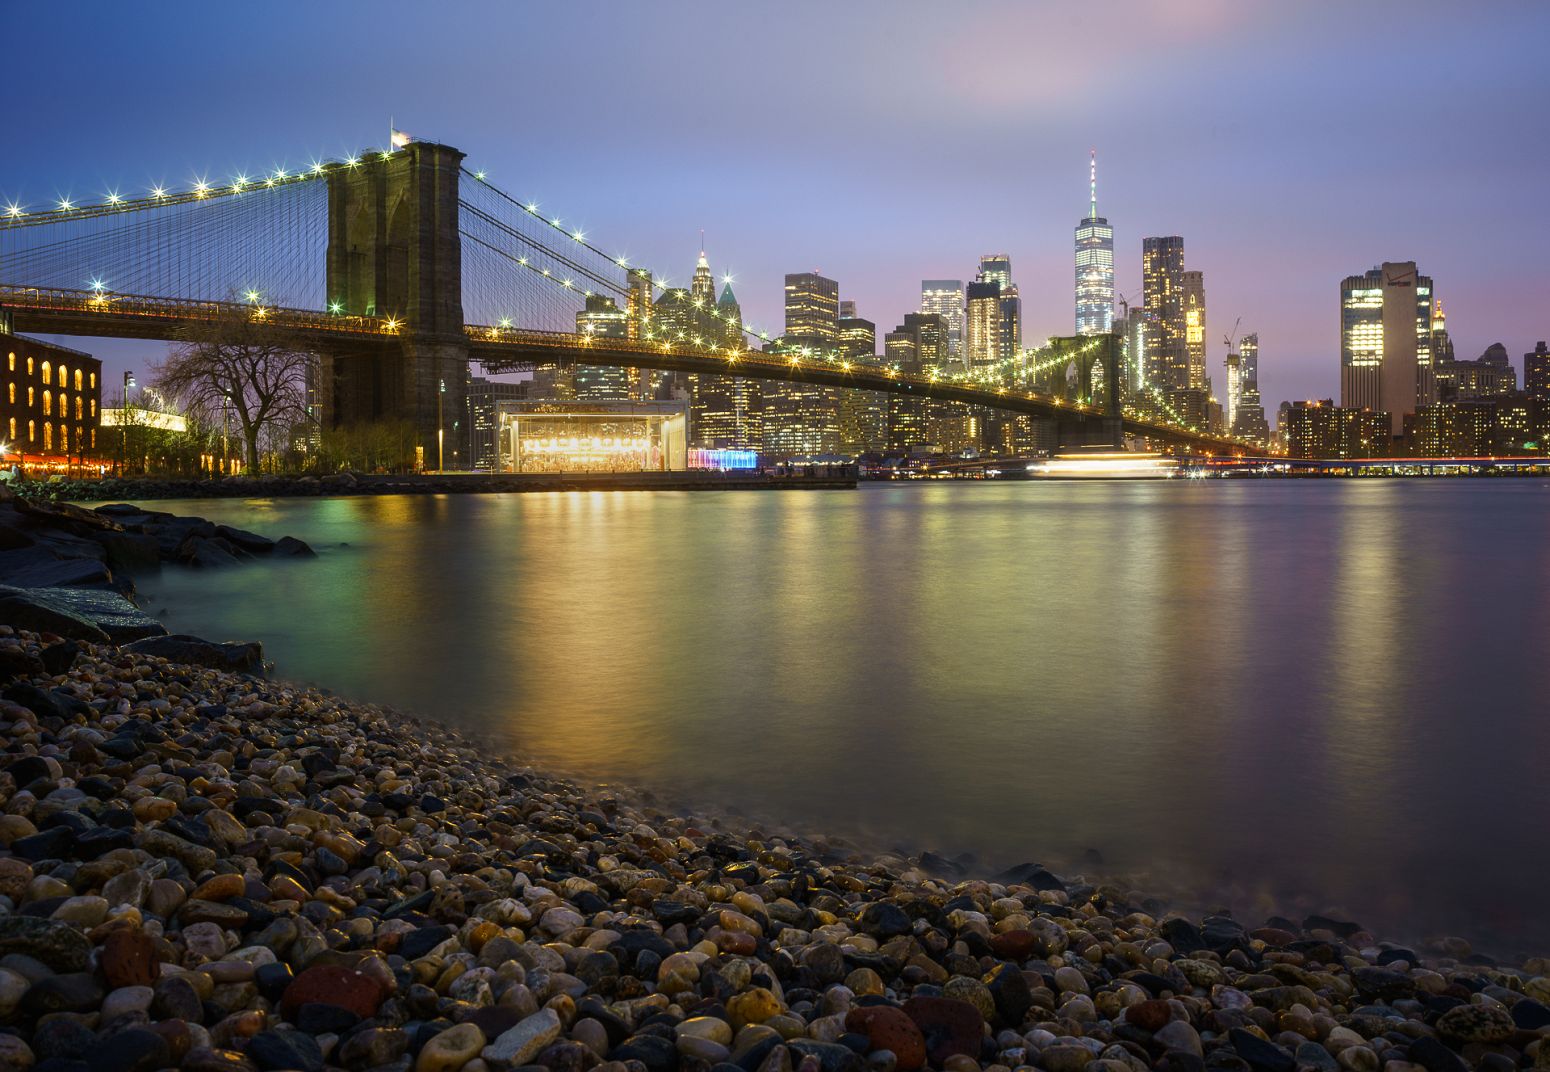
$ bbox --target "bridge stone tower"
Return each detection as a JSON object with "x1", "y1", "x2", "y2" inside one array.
[{"x1": 322, "y1": 142, "x2": 469, "y2": 468}]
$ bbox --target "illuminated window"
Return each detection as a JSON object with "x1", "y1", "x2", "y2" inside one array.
[
  {"x1": 60, "y1": 424, "x2": 67, "y2": 453},
  {"x1": 43, "y1": 423, "x2": 50, "y2": 451},
  {"x1": 75, "y1": 397, "x2": 82, "y2": 420},
  {"x1": 6, "y1": 353, "x2": 12, "y2": 372},
  {"x1": 26, "y1": 357, "x2": 33, "y2": 376},
  {"x1": 56, "y1": 365, "x2": 64, "y2": 387},
  {"x1": 27, "y1": 387, "x2": 33, "y2": 407},
  {"x1": 74, "y1": 370, "x2": 81, "y2": 391},
  {"x1": 90, "y1": 428, "x2": 95, "y2": 448},
  {"x1": 6, "y1": 384, "x2": 11, "y2": 404},
  {"x1": 6, "y1": 418, "x2": 12, "y2": 440},
  {"x1": 42, "y1": 390, "x2": 50, "y2": 417},
  {"x1": 59, "y1": 393, "x2": 67, "y2": 417},
  {"x1": 74, "y1": 426, "x2": 82, "y2": 450},
  {"x1": 41, "y1": 362, "x2": 49, "y2": 384},
  {"x1": 89, "y1": 372, "x2": 95, "y2": 389},
  {"x1": 89, "y1": 399, "x2": 95, "y2": 417},
  {"x1": 27, "y1": 420, "x2": 34, "y2": 443}
]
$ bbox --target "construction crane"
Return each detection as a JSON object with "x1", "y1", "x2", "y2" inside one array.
[
  {"x1": 1115, "y1": 289, "x2": 1142, "y2": 319},
  {"x1": 1223, "y1": 316, "x2": 1242, "y2": 354}
]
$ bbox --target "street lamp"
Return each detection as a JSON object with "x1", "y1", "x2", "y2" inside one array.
[
  {"x1": 119, "y1": 371, "x2": 136, "y2": 476},
  {"x1": 437, "y1": 378, "x2": 446, "y2": 472}
]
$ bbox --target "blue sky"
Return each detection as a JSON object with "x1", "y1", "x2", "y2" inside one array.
[{"x1": 5, "y1": 0, "x2": 1547, "y2": 407}]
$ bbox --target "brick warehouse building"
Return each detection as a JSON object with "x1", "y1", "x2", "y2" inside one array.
[{"x1": 0, "y1": 311, "x2": 103, "y2": 473}]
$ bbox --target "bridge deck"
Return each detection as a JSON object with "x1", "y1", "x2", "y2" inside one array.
[{"x1": 0, "y1": 284, "x2": 1264, "y2": 455}]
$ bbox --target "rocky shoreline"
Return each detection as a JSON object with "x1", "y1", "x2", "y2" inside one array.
[
  {"x1": 0, "y1": 492, "x2": 312, "y2": 669},
  {"x1": 0, "y1": 632, "x2": 1544, "y2": 1072}
]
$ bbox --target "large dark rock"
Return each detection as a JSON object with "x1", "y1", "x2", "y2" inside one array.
[
  {"x1": 92, "y1": 530, "x2": 163, "y2": 573},
  {"x1": 0, "y1": 584, "x2": 111, "y2": 642},
  {"x1": 123, "y1": 634, "x2": 263, "y2": 673},
  {"x1": 215, "y1": 524, "x2": 275, "y2": 553},
  {"x1": 274, "y1": 534, "x2": 316, "y2": 557},
  {"x1": 178, "y1": 534, "x2": 245, "y2": 568},
  {"x1": 0, "y1": 584, "x2": 165, "y2": 642},
  {"x1": 0, "y1": 545, "x2": 115, "y2": 589}
]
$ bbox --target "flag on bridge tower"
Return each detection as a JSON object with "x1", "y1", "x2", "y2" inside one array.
[{"x1": 390, "y1": 127, "x2": 412, "y2": 150}]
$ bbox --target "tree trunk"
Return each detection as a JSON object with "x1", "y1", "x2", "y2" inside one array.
[{"x1": 245, "y1": 428, "x2": 260, "y2": 474}]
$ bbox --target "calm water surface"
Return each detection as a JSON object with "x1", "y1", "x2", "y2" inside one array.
[{"x1": 130, "y1": 482, "x2": 1550, "y2": 952}]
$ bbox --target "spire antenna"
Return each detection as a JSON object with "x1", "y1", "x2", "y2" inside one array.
[{"x1": 1089, "y1": 148, "x2": 1097, "y2": 219}]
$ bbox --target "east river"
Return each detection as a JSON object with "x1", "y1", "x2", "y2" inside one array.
[{"x1": 132, "y1": 481, "x2": 1550, "y2": 953}]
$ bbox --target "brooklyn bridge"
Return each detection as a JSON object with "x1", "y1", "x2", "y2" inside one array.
[{"x1": 0, "y1": 140, "x2": 1263, "y2": 459}]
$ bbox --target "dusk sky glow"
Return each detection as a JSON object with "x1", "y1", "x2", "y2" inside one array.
[{"x1": 7, "y1": 0, "x2": 1548, "y2": 407}]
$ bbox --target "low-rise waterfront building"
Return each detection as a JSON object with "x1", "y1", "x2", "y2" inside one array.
[
  {"x1": 1, "y1": 327, "x2": 103, "y2": 473},
  {"x1": 496, "y1": 400, "x2": 688, "y2": 473}
]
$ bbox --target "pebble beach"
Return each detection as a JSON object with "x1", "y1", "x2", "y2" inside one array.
[{"x1": 0, "y1": 629, "x2": 1546, "y2": 1072}]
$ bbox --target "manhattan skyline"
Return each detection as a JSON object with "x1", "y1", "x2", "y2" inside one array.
[{"x1": 4, "y1": 0, "x2": 1547, "y2": 409}]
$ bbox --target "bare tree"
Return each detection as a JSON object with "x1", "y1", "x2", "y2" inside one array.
[{"x1": 152, "y1": 303, "x2": 312, "y2": 472}]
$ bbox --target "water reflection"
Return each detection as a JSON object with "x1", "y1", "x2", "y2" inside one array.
[{"x1": 134, "y1": 482, "x2": 1550, "y2": 952}]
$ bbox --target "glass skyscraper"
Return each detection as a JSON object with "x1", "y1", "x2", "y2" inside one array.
[
  {"x1": 1075, "y1": 151, "x2": 1114, "y2": 336},
  {"x1": 920, "y1": 280, "x2": 966, "y2": 369}
]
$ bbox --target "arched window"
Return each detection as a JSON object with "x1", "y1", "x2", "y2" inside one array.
[
  {"x1": 26, "y1": 357, "x2": 33, "y2": 376},
  {"x1": 90, "y1": 428, "x2": 95, "y2": 448},
  {"x1": 27, "y1": 420, "x2": 34, "y2": 443},
  {"x1": 42, "y1": 390, "x2": 50, "y2": 417},
  {"x1": 56, "y1": 365, "x2": 66, "y2": 387},
  {"x1": 75, "y1": 397, "x2": 82, "y2": 420},
  {"x1": 74, "y1": 370, "x2": 82, "y2": 391},
  {"x1": 43, "y1": 423, "x2": 51, "y2": 451},
  {"x1": 6, "y1": 352, "x2": 12, "y2": 371},
  {"x1": 6, "y1": 418, "x2": 13, "y2": 441},
  {"x1": 27, "y1": 387, "x2": 33, "y2": 407},
  {"x1": 59, "y1": 424, "x2": 67, "y2": 453},
  {"x1": 6, "y1": 384, "x2": 12, "y2": 404},
  {"x1": 89, "y1": 399, "x2": 96, "y2": 418},
  {"x1": 89, "y1": 372, "x2": 96, "y2": 389},
  {"x1": 40, "y1": 362, "x2": 49, "y2": 384},
  {"x1": 59, "y1": 392, "x2": 67, "y2": 416},
  {"x1": 74, "y1": 426, "x2": 82, "y2": 451}
]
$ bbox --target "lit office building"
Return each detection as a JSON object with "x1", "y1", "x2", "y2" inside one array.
[
  {"x1": 920, "y1": 280, "x2": 965, "y2": 368},
  {"x1": 1232, "y1": 333, "x2": 1270, "y2": 442},
  {"x1": 468, "y1": 375, "x2": 529, "y2": 470},
  {"x1": 762, "y1": 363, "x2": 840, "y2": 459},
  {"x1": 1526, "y1": 341, "x2": 1550, "y2": 399},
  {"x1": 965, "y1": 280, "x2": 1002, "y2": 369},
  {"x1": 1183, "y1": 270, "x2": 1206, "y2": 389},
  {"x1": 626, "y1": 270, "x2": 654, "y2": 341},
  {"x1": 1407, "y1": 401, "x2": 1499, "y2": 458},
  {"x1": 883, "y1": 326, "x2": 930, "y2": 452},
  {"x1": 902, "y1": 312, "x2": 952, "y2": 375},
  {"x1": 1142, "y1": 236, "x2": 1187, "y2": 391},
  {"x1": 783, "y1": 272, "x2": 840, "y2": 345},
  {"x1": 690, "y1": 248, "x2": 716, "y2": 307},
  {"x1": 574, "y1": 294, "x2": 631, "y2": 400},
  {"x1": 835, "y1": 310, "x2": 884, "y2": 454},
  {"x1": 1340, "y1": 262, "x2": 1437, "y2": 437},
  {"x1": 1437, "y1": 342, "x2": 1518, "y2": 401},
  {"x1": 1075, "y1": 151, "x2": 1114, "y2": 336},
  {"x1": 999, "y1": 285, "x2": 1022, "y2": 365},
  {"x1": 1283, "y1": 400, "x2": 1390, "y2": 459},
  {"x1": 689, "y1": 281, "x2": 762, "y2": 451}
]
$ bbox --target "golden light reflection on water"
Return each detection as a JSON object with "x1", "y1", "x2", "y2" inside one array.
[{"x1": 134, "y1": 482, "x2": 1550, "y2": 950}]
